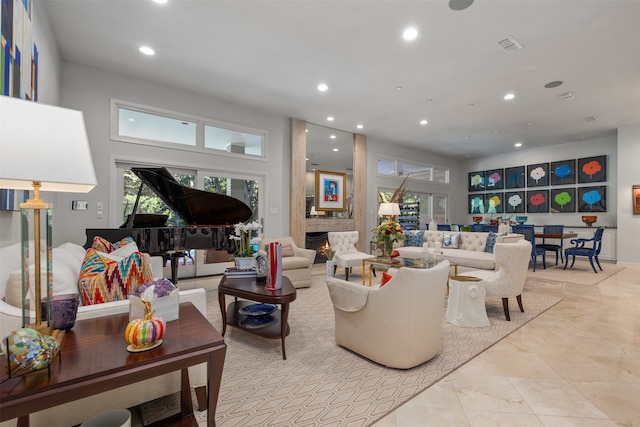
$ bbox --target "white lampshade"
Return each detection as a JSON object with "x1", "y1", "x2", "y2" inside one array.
[
  {"x1": 378, "y1": 202, "x2": 400, "y2": 216},
  {"x1": 0, "y1": 96, "x2": 97, "y2": 193}
]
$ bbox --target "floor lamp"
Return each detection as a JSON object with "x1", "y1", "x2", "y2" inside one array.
[{"x1": 0, "y1": 96, "x2": 97, "y2": 332}]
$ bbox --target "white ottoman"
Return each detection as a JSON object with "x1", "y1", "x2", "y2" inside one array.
[{"x1": 446, "y1": 276, "x2": 490, "y2": 328}]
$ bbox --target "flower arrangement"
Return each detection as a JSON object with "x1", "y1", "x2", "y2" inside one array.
[
  {"x1": 133, "y1": 278, "x2": 177, "y2": 300},
  {"x1": 230, "y1": 221, "x2": 262, "y2": 257},
  {"x1": 372, "y1": 220, "x2": 406, "y2": 257}
]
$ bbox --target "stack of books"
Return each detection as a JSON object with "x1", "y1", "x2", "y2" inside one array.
[{"x1": 224, "y1": 267, "x2": 257, "y2": 278}]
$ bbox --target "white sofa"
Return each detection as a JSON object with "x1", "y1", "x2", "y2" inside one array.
[
  {"x1": 0, "y1": 241, "x2": 208, "y2": 427},
  {"x1": 395, "y1": 230, "x2": 523, "y2": 272},
  {"x1": 258, "y1": 237, "x2": 315, "y2": 288}
]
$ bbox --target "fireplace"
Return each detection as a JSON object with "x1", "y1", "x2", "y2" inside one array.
[{"x1": 305, "y1": 232, "x2": 331, "y2": 264}]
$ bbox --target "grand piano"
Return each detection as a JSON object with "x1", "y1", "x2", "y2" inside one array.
[{"x1": 85, "y1": 167, "x2": 252, "y2": 283}]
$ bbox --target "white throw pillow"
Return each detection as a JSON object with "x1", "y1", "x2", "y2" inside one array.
[{"x1": 443, "y1": 232, "x2": 461, "y2": 249}]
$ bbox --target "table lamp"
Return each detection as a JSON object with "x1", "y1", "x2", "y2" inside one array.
[
  {"x1": 378, "y1": 202, "x2": 400, "y2": 220},
  {"x1": 0, "y1": 96, "x2": 97, "y2": 332}
]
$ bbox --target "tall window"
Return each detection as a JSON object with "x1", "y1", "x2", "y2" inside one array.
[
  {"x1": 377, "y1": 190, "x2": 445, "y2": 230},
  {"x1": 377, "y1": 157, "x2": 449, "y2": 183}
]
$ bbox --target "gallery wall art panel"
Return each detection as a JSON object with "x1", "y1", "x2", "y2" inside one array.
[
  {"x1": 468, "y1": 194, "x2": 485, "y2": 214},
  {"x1": 484, "y1": 192, "x2": 504, "y2": 214},
  {"x1": 550, "y1": 188, "x2": 576, "y2": 213},
  {"x1": 484, "y1": 169, "x2": 504, "y2": 190},
  {"x1": 578, "y1": 186, "x2": 606, "y2": 212},
  {"x1": 527, "y1": 190, "x2": 549, "y2": 213},
  {"x1": 578, "y1": 156, "x2": 606, "y2": 183},
  {"x1": 1, "y1": 0, "x2": 38, "y2": 99},
  {"x1": 504, "y1": 191, "x2": 525, "y2": 213},
  {"x1": 504, "y1": 166, "x2": 525, "y2": 189},
  {"x1": 468, "y1": 171, "x2": 485, "y2": 192},
  {"x1": 550, "y1": 159, "x2": 576, "y2": 185},
  {"x1": 527, "y1": 163, "x2": 549, "y2": 187}
]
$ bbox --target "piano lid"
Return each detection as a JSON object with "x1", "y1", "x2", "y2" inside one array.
[{"x1": 130, "y1": 167, "x2": 252, "y2": 226}]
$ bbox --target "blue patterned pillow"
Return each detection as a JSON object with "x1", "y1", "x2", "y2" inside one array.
[
  {"x1": 404, "y1": 230, "x2": 424, "y2": 247},
  {"x1": 443, "y1": 232, "x2": 460, "y2": 249},
  {"x1": 484, "y1": 232, "x2": 498, "y2": 253}
]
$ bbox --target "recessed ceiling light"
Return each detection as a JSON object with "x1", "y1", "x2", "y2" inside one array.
[
  {"x1": 327, "y1": 116, "x2": 334, "y2": 121},
  {"x1": 402, "y1": 27, "x2": 418, "y2": 41},
  {"x1": 449, "y1": 0, "x2": 474, "y2": 11},
  {"x1": 305, "y1": 158, "x2": 309, "y2": 161},
  {"x1": 330, "y1": 135, "x2": 336, "y2": 139},
  {"x1": 317, "y1": 83, "x2": 328, "y2": 92},
  {"x1": 426, "y1": 99, "x2": 433, "y2": 103},
  {"x1": 504, "y1": 93, "x2": 515, "y2": 100},
  {"x1": 494, "y1": 130, "x2": 499, "y2": 134},
  {"x1": 465, "y1": 136, "x2": 470, "y2": 140},
  {"x1": 333, "y1": 148, "x2": 339, "y2": 152},
  {"x1": 544, "y1": 80, "x2": 563, "y2": 89},
  {"x1": 356, "y1": 124, "x2": 363, "y2": 129},
  {"x1": 527, "y1": 122, "x2": 533, "y2": 126},
  {"x1": 139, "y1": 46, "x2": 155, "y2": 56},
  {"x1": 514, "y1": 142, "x2": 523, "y2": 147},
  {"x1": 419, "y1": 119, "x2": 428, "y2": 125},
  {"x1": 396, "y1": 86, "x2": 403, "y2": 91},
  {"x1": 153, "y1": 0, "x2": 168, "y2": 4}
]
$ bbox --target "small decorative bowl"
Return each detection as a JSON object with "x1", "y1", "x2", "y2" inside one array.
[
  {"x1": 515, "y1": 216, "x2": 528, "y2": 225},
  {"x1": 582, "y1": 215, "x2": 597, "y2": 227},
  {"x1": 472, "y1": 216, "x2": 483, "y2": 224},
  {"x1": 41, "y1": 294, "x2": 80, "y2": 330}
]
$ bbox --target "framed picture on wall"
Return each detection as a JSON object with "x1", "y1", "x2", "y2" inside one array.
[
  {"x1": 550, "y1": 159, "x2": 576, "y2": 185},
  {"x1": 527, "y1": 163, "x2": 549, "y2": 187},
  {"x1": 578, "y1": 185, "x2": 607, "y2": 212},
  {"x1": 485, "y1": 192, "x2": 504, "y2": 214},
  {"x1": 578, "y1": 155, "x2": 607, "y2": 183},
  {"x1": 484, "y1": 169, "x2": 504, "y2": 190},
  {"x1": 504, "y1": 166, "x2": 525, "y2": 189},
  {"x1": 0, "y1": 189, "x2": 28, "y2": 211},
  {"x1": 315, "y1": 169, "x2": 346, "y2": 211},
  {"x1": 468, "y1": 194, "x2": 485, "y2": 214},
  {"x1": 504, "y1": 191, "x2": 525, "y2": 213},
  {"x1": 468, "y1": 171, "x2": 485, "y2": 192},
  {"x1": 634, "y1": 185, "x2": 640, "y2": 215},
  {"x1": 527, "y1": 189, "x2": 549, "y2": 213},
  {"x1": 550, "y1": 188, "x2": 576, "y2": 213}
]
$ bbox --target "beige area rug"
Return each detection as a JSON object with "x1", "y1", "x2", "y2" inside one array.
[
  {"x1": 176, "y1": 271, "x2": 563, "y2": 427},
  {"x1": 526, "y1": 259, "x2": 625, "y2": 286}
]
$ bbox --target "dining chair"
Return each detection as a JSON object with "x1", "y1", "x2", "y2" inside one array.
[
  {"x1": 511, "y1": 224, "x2": 546, "y2": 271},
  {"x1": 538, "y1": 224, "x2": 564, "y2": 265},
  {"x1": 471, "y1": 224, "x2": 485, "y2": 232},
  {"x1": 564, "y1": 226, "x2": 605, "y2": 273}
]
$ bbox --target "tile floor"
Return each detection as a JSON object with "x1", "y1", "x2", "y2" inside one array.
[{"x1": 372, "y1": 263, "x2": 640, "y2": 427}]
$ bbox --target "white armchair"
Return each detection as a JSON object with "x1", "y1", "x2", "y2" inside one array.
[
  {"x1": 326, "y1": 261, "x2": 450, "y2": 369},
  {"x1": 328, "y1": 231, "x2": 375, "y2": 281},
  {"x1": 459, "y1": 239, "x2": 531, "y2": 321}
]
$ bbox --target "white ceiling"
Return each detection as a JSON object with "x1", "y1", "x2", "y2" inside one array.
[{"x1": 43, "y1": 0, "x2": 640, "y2": 162}]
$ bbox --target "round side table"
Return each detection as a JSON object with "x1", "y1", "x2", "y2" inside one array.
[{"x1": 446, "y1": 275, "x2": 490, "y2": 328}]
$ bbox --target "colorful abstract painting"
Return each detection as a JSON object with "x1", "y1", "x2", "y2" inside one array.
[
  {"x1": 550, "y1": 188, "x2": 576, "y2": 213},
  {"x1": 527, "y1": 163, "x2": 549, "y2": 187},
  {"x1": 504, "y1": 166, "x2": 525, "y2": 189},
  {"x1": 578, "y1": 186, "x2": 606, "y2": 212},
  {"x1": 468, "y1": 194, "x2": 485, "y2": 214},
  {"x1": 578, "y1": 156, "x2": 606, "y2": 183},
  {"x1": 550, "y1": 159, "x2": 576, "y2": 185},
  {"x1": 484, "y1": 169, "x2": 504, "y2": 190},
  {"x1": 484, "y1": 192, "x2": 504, "y2": 214},
  {"x1": 526, "y1": 190, "x2": 549, "y2": 213},
  {"x1": 1, "y1": 0, "x2": 37, "y2": 99},
  {"x1": 468, "y1": 171, "x2": 485, "y2": 192},
  {"x1": 504, "y1": 191, "x2": 525, "y2": 213}
]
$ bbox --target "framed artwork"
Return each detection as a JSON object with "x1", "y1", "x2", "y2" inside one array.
[
  {"x1": 578, "y1": 186, "x2": 607, "y2": 212},
  {"x1": 527, "y1": 163, "x2": 549, "y2": 187},
  {"x1": 468, "y1": 194, "x2": 485, "y2": 214},
  {"x1": 315, "y1": 169, "x2": 346, "y2": 211},
  {"x1": 504, "y1": 191, "x2": 525, "y2": 213},
  {"x1": 504, "y1": 166, "x2": 525, "y2": 189},
  {"x1": 550, "y1": 188, "x2": 576, "y2": 213},
  {"x1": 468, "y1": 171, "x2": 485, "y2": 192},
  {"x1": 634, "y1": 185, "x2": 640, "y2": 215},
  {"x1": 578, "y1": 155, "x2": 607, "y2": 183},
  {"x1": 484, "y1": 169, "x2": 504, "y2": 190},
  {"x1": 527, "y1": 190, "x2": 549, "y2": 213},
  {"x1": 0, "y1": 189, "x2": 29, "y2": 211},
  {"x1": 550, "y1": 159, "x2": 576, "y2": 185},
  {"x1": 485, "y1": 192, "x2": 504, "y2": 214}
]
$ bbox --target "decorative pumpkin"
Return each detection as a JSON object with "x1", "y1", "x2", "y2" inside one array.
[{"x1": 125, "y1": 298, "x2": 166, "y2": 351}]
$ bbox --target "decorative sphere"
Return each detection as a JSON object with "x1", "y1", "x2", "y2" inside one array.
[{"x1": 1, "y1": 328, "x2": 58, "y2": 371}]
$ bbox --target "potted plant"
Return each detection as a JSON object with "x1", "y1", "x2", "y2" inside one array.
[
  {"x1": 372, "y1": 220, "x2": 406, "y2": 260},
  {"x1": 229, "y1": 221, "x2": 262, "y2": 268}
]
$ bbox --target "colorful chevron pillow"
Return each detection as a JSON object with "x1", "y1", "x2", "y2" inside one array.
[{"x1": 78, "y1": 238, "x2": 153, "y2": 305}]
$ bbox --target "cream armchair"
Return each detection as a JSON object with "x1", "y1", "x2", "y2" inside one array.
[
  {"x1": 328, "y1": 231, "x2": 375, "y2": 281},
  {"x1": 459, "y1": 239, "x2": 531, "y2": 321},
  {"x1": 258, "y1": 237, "x2": 315, "y2": 288},
  {"x1": 326, "y1": 261, "x2": 450, "y2": 369}
]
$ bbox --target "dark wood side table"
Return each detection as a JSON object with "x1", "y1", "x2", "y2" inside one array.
[
  {"x1": 218, "y1": 275, "x2": 296, "y2": 360},
  {"x1": 0, "y1": 303, "x2": 225, "y2": 427}
]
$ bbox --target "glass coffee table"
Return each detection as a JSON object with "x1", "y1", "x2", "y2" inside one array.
[{"x1": 361, "y1": 256, "x2": 441, "y2": 286}]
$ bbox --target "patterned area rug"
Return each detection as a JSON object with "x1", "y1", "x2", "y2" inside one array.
[
  {"x1": 183, "y1": 272, "x2": 562, "y2": 427},
  {"x1": 526, "y1": 259, "x2": 625, "y2": 286}
]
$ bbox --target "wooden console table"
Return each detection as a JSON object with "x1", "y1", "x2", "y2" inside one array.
[{"x1": 0, "y1": 303, "x2": 226, "y2": 427}]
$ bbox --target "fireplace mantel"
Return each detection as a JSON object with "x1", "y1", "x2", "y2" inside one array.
[{"x1": 306, "y1": 218, "x2": 356, "y2": 233}]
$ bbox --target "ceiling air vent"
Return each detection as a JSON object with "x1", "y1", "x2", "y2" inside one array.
[
  {"x1": 560, "y1": 92, "x2": 575, "y2": 101},
  {"x1": 497, "y1": 36, "x2": 524, "y2": 53}
]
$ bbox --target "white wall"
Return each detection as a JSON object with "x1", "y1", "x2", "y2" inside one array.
[
  {"x1": 462, "y1": 135, "x2": 618, "y2": 228},
  {"x1": 52, "y1": 63, "x2": 290, "y2": 246},
  {"x1": 616, "y1": 124, "x2": 640, "y2": 264}
]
